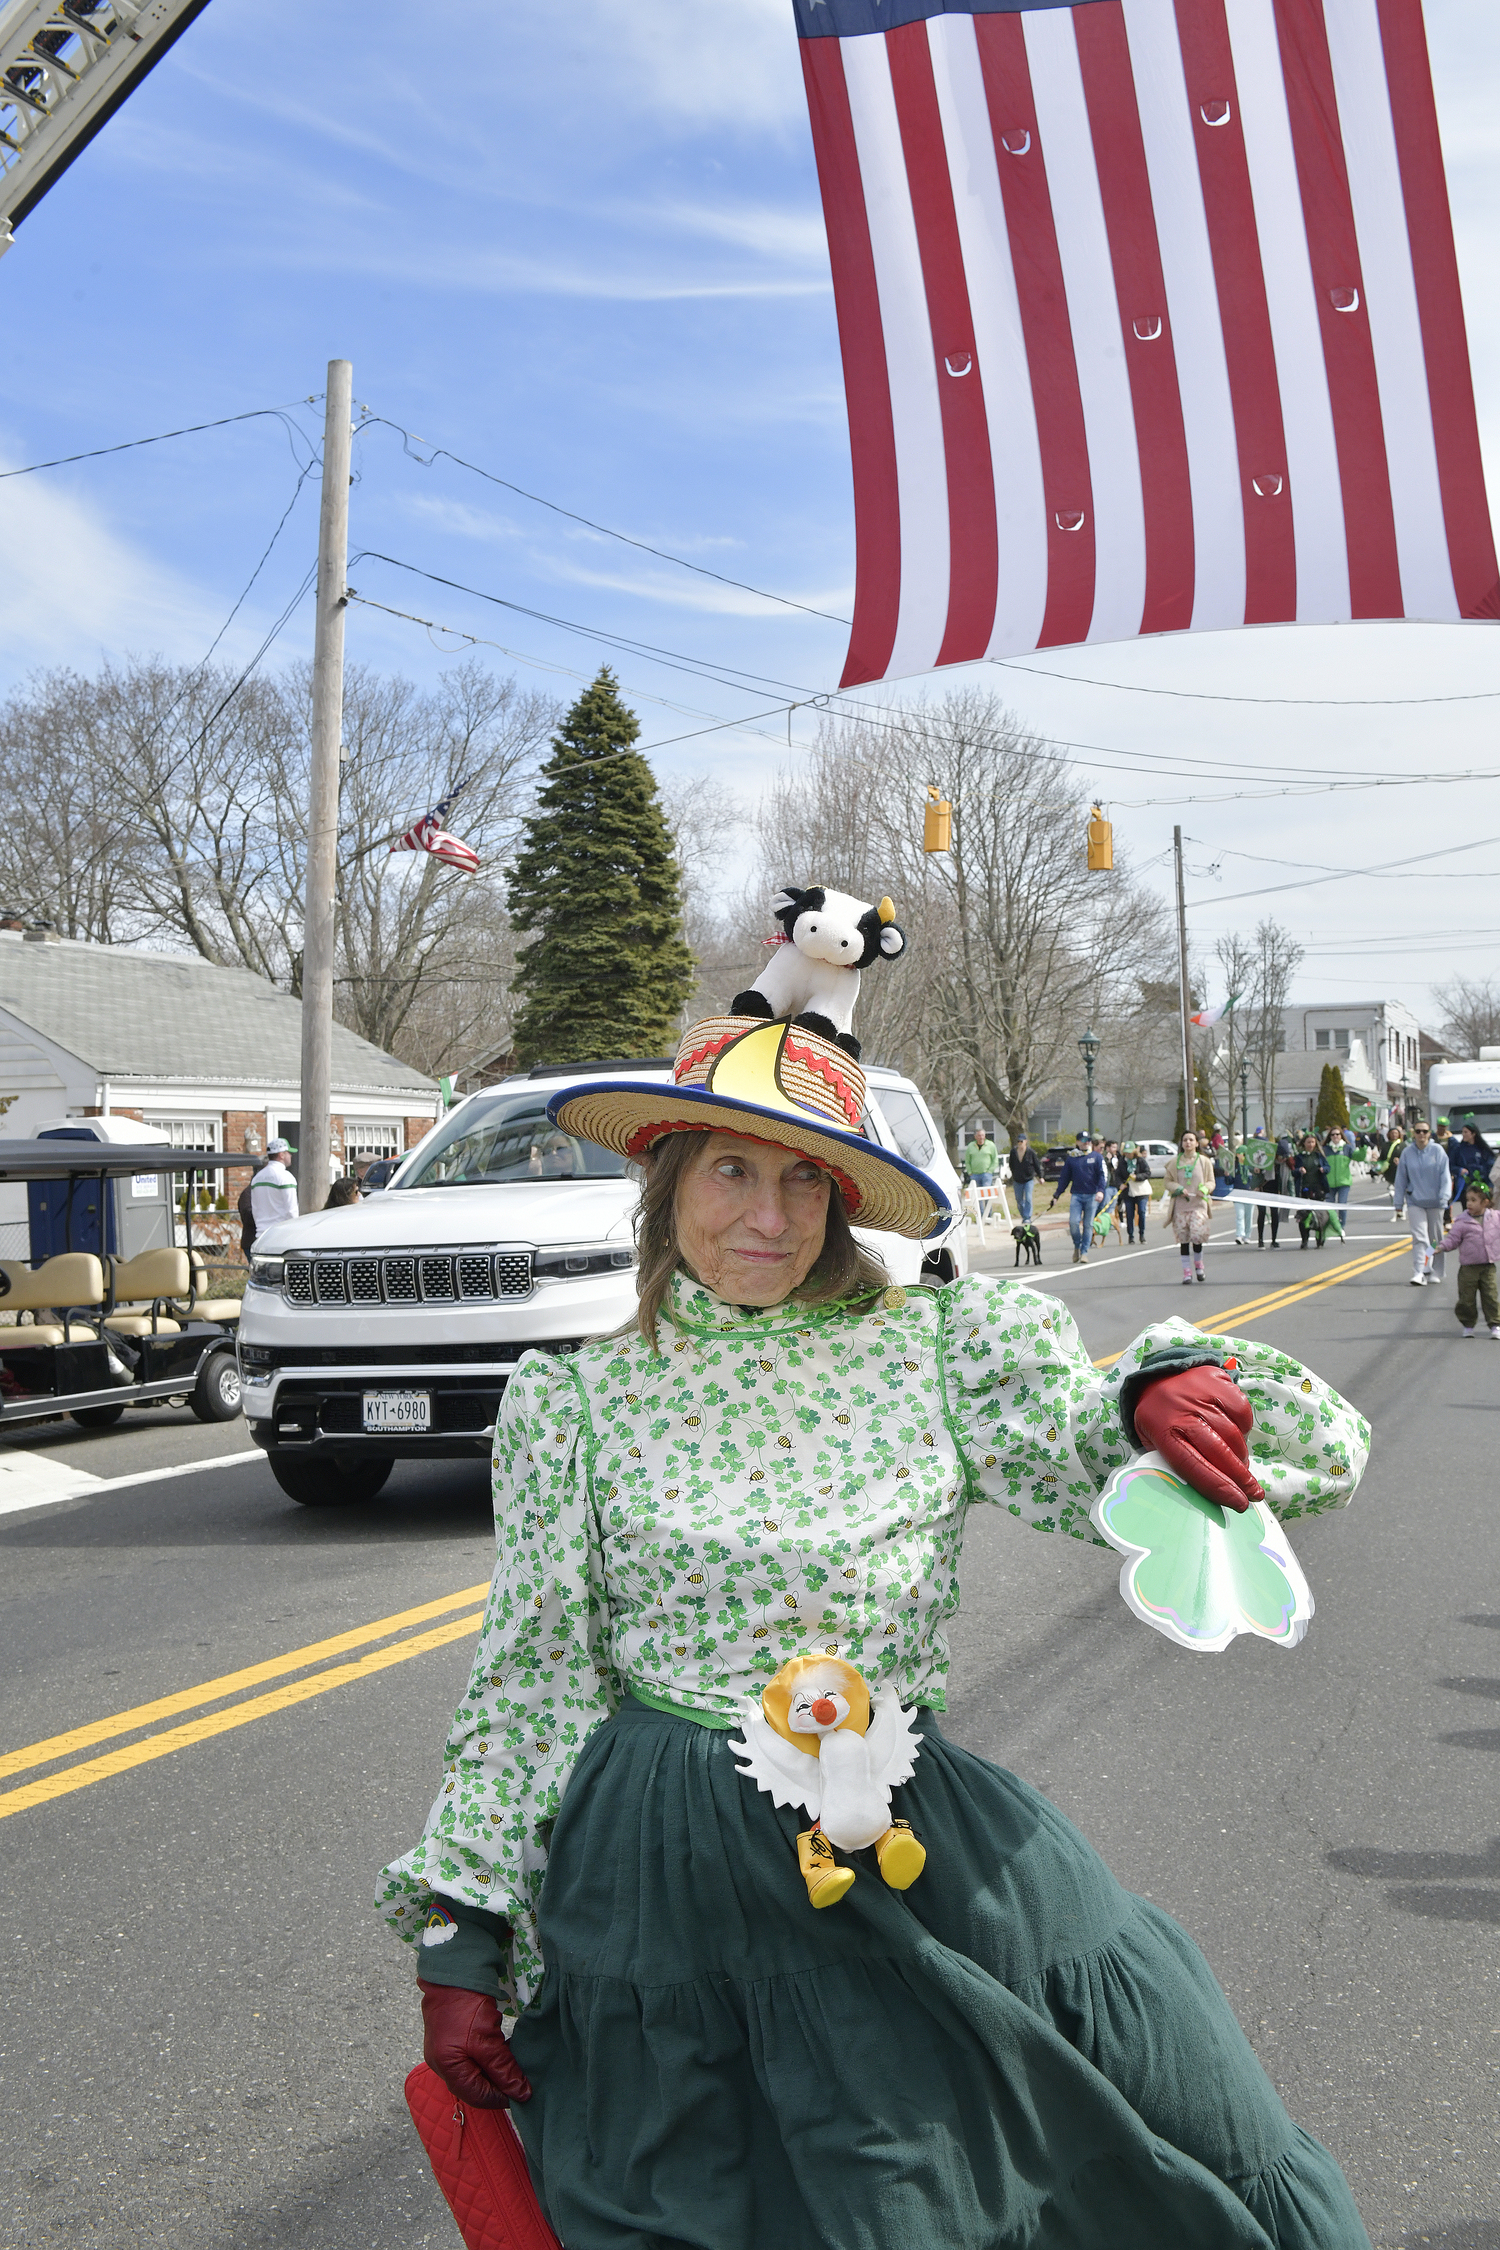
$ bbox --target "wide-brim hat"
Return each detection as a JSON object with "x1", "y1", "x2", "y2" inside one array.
[{"x1": 547, "y1": 1015, "x2": 952, "y2": 1241}]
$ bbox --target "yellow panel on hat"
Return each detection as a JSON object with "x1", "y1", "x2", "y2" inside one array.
[{"x1": 705, "y1": 1020, "x2": 794, "y2": 1111}]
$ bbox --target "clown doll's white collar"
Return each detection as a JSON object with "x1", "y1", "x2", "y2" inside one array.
[{"x1": 730, "y1": 1662, "x2": 923, "y2": 1854}]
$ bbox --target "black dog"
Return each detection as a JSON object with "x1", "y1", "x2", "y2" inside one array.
[{"x1": 1012, "y1": 1223, "x2": 1042, "y2": 1268}]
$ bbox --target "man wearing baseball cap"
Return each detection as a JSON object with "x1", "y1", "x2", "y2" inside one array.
[{"x1": 249, "y1": 1137, "x2": 300, "y2": 1235}]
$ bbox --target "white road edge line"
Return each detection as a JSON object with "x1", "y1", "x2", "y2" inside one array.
[{"x1": 0, "y1": 1448, "x2": 264, "y2": 1519}]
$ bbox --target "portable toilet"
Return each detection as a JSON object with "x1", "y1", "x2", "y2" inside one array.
[{"x1": 27, "y1": 1120, "x2": 176, "y2": 1262}]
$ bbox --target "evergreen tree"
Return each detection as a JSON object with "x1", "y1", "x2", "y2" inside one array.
[
  {"x1": 1315, "y1": 1061, "x2": 1351, "y2": 1131},
  {"x1": 508, "y1": 670, "x2": 694, "y2": 1064}
]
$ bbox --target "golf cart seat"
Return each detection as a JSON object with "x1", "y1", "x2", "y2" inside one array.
[
  {"x1": 104, "y1": 1248, "x2": 188, "y2": 1337},
  {"x1": 184, "y1": 1251, "x2": 241, "y2": 1326},
  {"x1": 0, "y1": 1254, "x2": 105, "y2": 1346}
]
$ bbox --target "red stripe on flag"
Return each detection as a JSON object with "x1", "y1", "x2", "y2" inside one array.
[
  {"x1": 1272, "y1": 0, "x2": 1401, "y2": 619},
  {"x1": 972, "y1": 13, "x2": 1094, "y2": 650},
  {"x1": 1072, "y1": 3, "x2": 1194, "y2": 636},
  {"x1": 1175, "y1": 0, "x2": 1296, "y2": 625},
  {"x1": 886, "y1": 22, "x2": 1000, "y2": 667},
  {"x1": 801, "y1": 38, "x2": 903, "y2": 688},
  {"x1": 1374, "y1": 0, "x2": 1500, "y2": 621}
]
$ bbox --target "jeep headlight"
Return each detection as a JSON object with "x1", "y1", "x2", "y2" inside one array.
[
  {"x1": 533, "y1": 1245, "x2": 636, "y2": 1280},
  {"x1": 247, "y1": 1256, "x2": 285, "y2": 1290}
]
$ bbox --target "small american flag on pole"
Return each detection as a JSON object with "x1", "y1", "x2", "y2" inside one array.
[
  {"x1": 796, "y1": 0, "x2": 1499, "y2": 687},
  {"x1": 390, "y1": 783, "x2": 481, "y2": 873}
]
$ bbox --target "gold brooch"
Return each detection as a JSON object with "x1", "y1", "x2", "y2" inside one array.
[{"x1": 882, "y1": 1286, "x2": 907, "y2": 1311}]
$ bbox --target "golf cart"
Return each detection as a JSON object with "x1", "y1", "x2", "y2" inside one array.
[{"x1": 0, "y1": 1135, "x2": 245, "y2": 1432}]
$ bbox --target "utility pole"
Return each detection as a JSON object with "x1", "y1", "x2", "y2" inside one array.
[
  {"x1": 300, "y1": 359, "x2": 353, "y2": 1205},
  {"x1": 1173, "y1": 826, "x2": 1192, "y2": 1138}
]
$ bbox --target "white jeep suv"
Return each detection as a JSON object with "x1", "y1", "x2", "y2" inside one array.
[{"x1": 238, "y1": 1057, "x2": 963, "y2": 1505}]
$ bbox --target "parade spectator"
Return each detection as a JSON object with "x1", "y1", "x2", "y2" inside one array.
[
  {"x1": 1450, "y1": 1122, "x2": 1493, "y2": 1205},
  {"x1": 1259, "y1": 1136, "x2": 1297, "y2": 1249},
  {"x1": 1231, "y1": 1142, "x2": 1257, "y2": 1246},
  {"x1": 1295, "y1": 1133, "x2": 1330, "y2": 1250},
  {"x1": 1005, "y1": 1133, "x2": 1040, "y2": 1226},
  {"x1": 248, "y1": 1137, "x2": 299, "y2": 1233},
  {"x1": 1323, "y1": 1127, "x2": 1352, "y2": 1241},
  {"x1": 1392, "y1": 1120, "x2": 1453, "y2": 1287},
  {"x1": 1048, "y1": 1136, "x2": 1107, "y2": 1265},
  {"x1": 1162, "y1": 1131, "x2": 1215, "y2": 1285},
  {"x1": 1121, "y1": 1142, "x2": 1152, "y2": 1244},
  {"x1": 324, "y1": 1175, "x2": 363, "y2": 1210},
  {"x1": 962, "y1": 1126, "x2": 998, "y2": 1187},
  {"x1": 1438, "y1": 1179, "x2": 1500, "y2": 1338}
]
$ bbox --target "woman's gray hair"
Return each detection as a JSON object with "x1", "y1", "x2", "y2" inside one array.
[{"x1": 631, "y1": 1131, "x2": 889, "y2": 1349}]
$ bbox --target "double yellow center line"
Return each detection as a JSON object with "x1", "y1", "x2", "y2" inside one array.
[
  {"x1": 0, "y1": 1582, "x2": 488, "y2": 1821},
  {"x1": 1093, "y1": 1238, "x2": 1408, "y2": 1366}
]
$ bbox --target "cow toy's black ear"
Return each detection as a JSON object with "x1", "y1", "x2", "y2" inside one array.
[{"x1": 770, "y1": 890, "x2": 802, "y2": 917}]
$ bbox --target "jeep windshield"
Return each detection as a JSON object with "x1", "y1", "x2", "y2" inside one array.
[{"x1": 397, "y1": 1092, "x2": 630, "y2": 1187}]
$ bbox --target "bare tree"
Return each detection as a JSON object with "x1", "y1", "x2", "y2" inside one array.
[
  {"x1": 748, "y1": 691, "x2": 1169, "y2": 1149},
  {"x1": 1434, "y1": 976, "x2": 1500, "y2": 1059},
  {"x1": 1242, "y1": 918, "x2": 1303, "y2": 1134},
  {"x1": 0, "y1": 656, "x2": 556, "y2": 1074},
  {"x1": 1208, "y1": 931, "x2": 1258, "y2": 1139}
]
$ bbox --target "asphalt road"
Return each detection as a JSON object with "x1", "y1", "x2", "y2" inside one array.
[{"x1": 1, "y1": 1201, "x2": 1494, "y2": 2250}]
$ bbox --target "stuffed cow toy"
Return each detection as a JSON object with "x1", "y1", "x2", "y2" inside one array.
[{"x1": 732, "y1": 885, "x2": 906, "y2": 1060}]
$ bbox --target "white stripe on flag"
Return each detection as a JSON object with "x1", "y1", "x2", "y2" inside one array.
[
  {"x1": 1023, "y1": 7, "x2": 1147, "y2": 645},
  {"x1": 1325, "y1": 0, "x2": 1458, "y2": 621},
  {"x1": 1228, "y1": 0, "x2": 1351, "y2": 623},
  {"x1": 927, "y1": 12, "x2": 1050, "y2": 662},
  {"x1": 1123, "y1": 0, "x2": 1247, "y2": 633},
  {"x1": 842, "y1": 34, "x2": 950, "y2": 679}
]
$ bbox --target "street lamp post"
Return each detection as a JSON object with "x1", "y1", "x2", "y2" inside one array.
[
  {"x1": 1239, "y1": 1059, "x2": 1250, "y2": 1142},
  {"x1": 1078, "y1": 1027, "x2": 1101, "y2": 1139}
]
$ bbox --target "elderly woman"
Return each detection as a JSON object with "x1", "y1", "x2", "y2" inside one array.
[
  {"x1": 381, "y1": 1012, "x2": 1371, "y2": 2250},
  {"x1": 1162, "y1": 1128, "x2": 1217, "y2": 1284}
]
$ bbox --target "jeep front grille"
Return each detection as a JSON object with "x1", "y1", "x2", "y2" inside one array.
[{"x1": 281, "y1": 1251, "x2": 533, "y2": 1306}]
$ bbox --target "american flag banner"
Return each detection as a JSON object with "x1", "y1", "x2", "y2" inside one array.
[
  {"x1": 795, "y1": 0, "x2": 1499, "y2": 687},
  {"x1": 390, "y1": 784, "x2": 481, "y2": 873}
]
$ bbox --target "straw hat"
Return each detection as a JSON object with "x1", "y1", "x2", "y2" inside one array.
[{"x1": 547, "y1": 1014, "x2": 951, "y2": 1240}]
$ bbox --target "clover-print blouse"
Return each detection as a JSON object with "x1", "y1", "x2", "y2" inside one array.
[{"x1": 379, "y1": 1271, "x2": 1368, "y2": 2002}]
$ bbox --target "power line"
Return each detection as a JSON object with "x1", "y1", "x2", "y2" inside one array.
[
  {"x1": 355, "y1": 412, "x2": 851, "y2": 627},
  {"x1": 993, "y1": 656, "x2": 1500, "y2": 707},
  {"x1": 1186, "y1": 834, "x2": 1500, "y2": 909},
  {"x1": 0, "y1": 400, "x2": 322, "y2": 481}
]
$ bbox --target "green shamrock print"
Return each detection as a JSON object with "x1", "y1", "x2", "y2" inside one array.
[{"x1": 1091, "y1": 1454, "x2": 1313, "y2": 1653}]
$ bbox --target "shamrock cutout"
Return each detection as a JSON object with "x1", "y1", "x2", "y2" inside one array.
[{"x1": 1090, "y1": 1450, "x2": 1313, "y2": 1654}]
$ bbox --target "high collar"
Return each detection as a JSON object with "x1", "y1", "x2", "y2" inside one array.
[{"x1": 665, "y1": 1268, "x2": 872, "y2": 1338}]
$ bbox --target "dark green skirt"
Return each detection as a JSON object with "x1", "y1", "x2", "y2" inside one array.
[{"x1": 508, "y1": 1699, "x2": 1368, "y2": 2250}]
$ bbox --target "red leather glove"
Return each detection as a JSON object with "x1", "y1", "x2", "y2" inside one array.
[
  {"x1": 1132, "y1": 1363, "x2": 1265, "y2": 1515},
  {"x1": 419, "y1": 1980, "x2": 532, "y2": 2109}
]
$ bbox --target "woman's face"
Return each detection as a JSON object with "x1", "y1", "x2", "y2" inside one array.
[
  {"x1": 1463, "y1": 1125, "x2": 1478, "y2": 1144},
  {"x1": 674, "y1": 1133, "x2": 831, "y2": 1305},
  {"x1": 1181, "y1": 1133, "x2": 1197, "y2": 1155}
]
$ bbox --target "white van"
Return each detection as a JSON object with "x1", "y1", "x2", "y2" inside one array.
[{"x1": 237, "y1": 1058, "x2": 964, "y2": 1506}]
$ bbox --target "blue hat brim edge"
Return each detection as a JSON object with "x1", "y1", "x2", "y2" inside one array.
[{"x1": 545, "y1": 1079, "x2": 956, "y2": 1243}]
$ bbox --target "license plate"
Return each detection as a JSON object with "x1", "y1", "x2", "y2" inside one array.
[{"x1": 362, "y1": 1389, "x2": 431, "y2": 1433}]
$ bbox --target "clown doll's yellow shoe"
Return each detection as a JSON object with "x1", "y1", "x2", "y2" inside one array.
[
  {"x1": 797, "y1": 1827, "x2": 856, "y2": 1909},
  {"x1": 875, "y1": 1818, "x2": 925, "y2": 1890}
]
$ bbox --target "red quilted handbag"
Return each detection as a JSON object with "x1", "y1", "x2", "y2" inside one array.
[{"x1": 405, "y1": 2062, "x2": 562, "y2": 2250}]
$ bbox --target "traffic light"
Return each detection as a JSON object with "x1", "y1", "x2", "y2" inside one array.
[
  {"x1": 923, "y1": 784, "x2": 951, "y2": 853},
  {"x1": 1086, "y1": 804, "x2": 1113, "y2": 871}
]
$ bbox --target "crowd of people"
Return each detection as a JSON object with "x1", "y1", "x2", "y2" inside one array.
[{"x1": 960, "y1": 1114, "x2": 1499, "y2": 1327}]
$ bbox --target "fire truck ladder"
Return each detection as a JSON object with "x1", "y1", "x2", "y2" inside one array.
[{"x1": 0, "y1": 0, "x2": 211, "y2": 253}]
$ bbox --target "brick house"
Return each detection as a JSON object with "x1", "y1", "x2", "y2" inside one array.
[{"x1": 0, "y1": 927, "x2": 441, "y2": 1257}]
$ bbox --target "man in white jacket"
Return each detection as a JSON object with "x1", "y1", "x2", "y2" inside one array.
[
  {"x1": 249, "y1": 1138, "x2": 299, "y2": 1233},
  {"x1": 1392, "y1": 1120, "x2": 1453, "y2": 1287}
]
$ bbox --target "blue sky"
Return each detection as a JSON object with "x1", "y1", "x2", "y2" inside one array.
[{"x1": 4, "y1": 0, "x2": 1500, "y2": 1026}]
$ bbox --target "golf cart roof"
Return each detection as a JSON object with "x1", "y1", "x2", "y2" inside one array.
[{"x1": 0, "y1": 1140, "x2": 247, "y2": 1182}]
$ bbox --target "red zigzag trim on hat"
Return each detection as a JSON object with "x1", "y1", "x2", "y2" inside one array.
[{"x1": 782, "y1": 1034, "x2": 862, "y2": 1130}]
